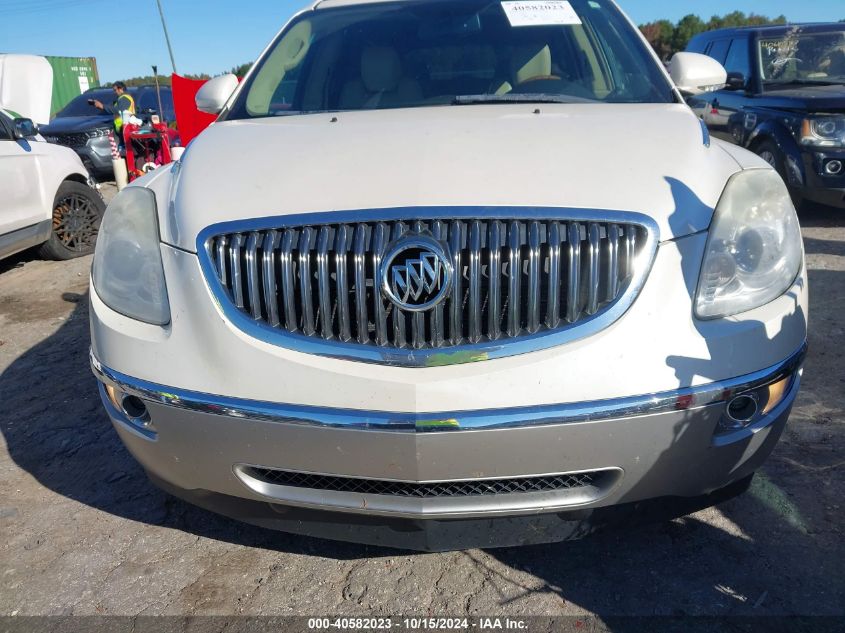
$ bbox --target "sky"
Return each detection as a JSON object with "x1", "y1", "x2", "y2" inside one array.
[{"x1": 1, "y1": 0, "x2": 843, "y2": 82}]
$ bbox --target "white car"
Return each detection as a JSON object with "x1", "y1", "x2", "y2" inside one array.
[
  {"x1": 0, "y1": 107, "x2": 104, "y2": 261},
  {"x1": 90, "y1": 0, "x2": 808, "y2": 551}
]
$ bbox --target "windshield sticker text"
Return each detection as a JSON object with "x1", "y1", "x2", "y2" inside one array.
[{"x1": 501, "y1": 1, "x2": 582, "y2": 27}]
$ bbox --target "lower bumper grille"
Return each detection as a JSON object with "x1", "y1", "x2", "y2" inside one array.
[{"x1": 244, "y1": 467, "x2": 604, "y2": 498}]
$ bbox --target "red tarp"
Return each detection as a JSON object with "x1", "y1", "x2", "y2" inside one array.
[{"x1": 171, "y1": 73, "x2": 218, "y2": 146}]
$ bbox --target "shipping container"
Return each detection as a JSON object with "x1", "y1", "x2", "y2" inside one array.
[{"x1": 45, "y1": 56, "x2": 100, "y2": 117}]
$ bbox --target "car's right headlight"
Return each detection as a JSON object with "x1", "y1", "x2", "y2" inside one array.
[
  {"x1": 800, "y1": 116, "x2": 845, "y2": 148},
  {"x1": 92, "y1": 187, "x2": 171, "y2": 325},
  {"x1": 695, "y1": 169, "x2": 802, "y2": 320}
]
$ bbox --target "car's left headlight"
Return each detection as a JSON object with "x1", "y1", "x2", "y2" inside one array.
[
  {"x1": 695, "y1": 169, "x2": 802, "y2": 320},
  {"x1": 92, "y1": 187, "x2": 171, "y2": 325},
  {"x1": 800, "y1": 116, "x2": 845, "y2": 148}
]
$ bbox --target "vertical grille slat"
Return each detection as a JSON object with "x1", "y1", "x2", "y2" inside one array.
[
  {"x1": 546, "y1": 222, "x2": 561, "y2": 329},
  {"x1": 372, "y1": 223, "x2": 389, "y2": 347},
  {"x1": 488, "y1": 221, "x2": 502, "y2": 340},
  {"x1": 507, "y1": 221, "x2": 522, "y2": 338},
  {"x1": 262, "y1": 230, "x2": 281, "y2": 328},
  {"x1": 606, "y1": 224, "x2": 621, "y2": 302},
  {"x1": 353, "y1": 224, "x2": 369, "y2": 345},
  {"x1": 279, "y1": 229, "x2": 297, "y2": 332},
  {"x1": 207, "y1": 215, "x2": 650, "y2": 356},
  {"x1": 625, "y1": 225, "x2": 638, "y2": 281},
  {"x1": 298, "y1": 228, "x2": 316, "y2": 336},
  {"x1": 245, "y1": 232, "x2": 261, "y2": 320},
  {"x1": 411, "y1": 221, "x2": 426, "y2": 350},
  {"x1": 431, "y1": 221, "x2": 446, "y2": 347},
  {"x1": 527, "y1": 221, "x2": 541, "y2": 334},
  {"x1": 586, "y1": 223, "x2": 601, "y2": 316},
  {"x1": 316, "y1": 227, "x2": 333, "y2": 340},
  {"x1": 394, "y1": 305, "x2": 407, "y2": 348},
  {"x1": 335, "y1": 225, "x2": 352, "y2": 342},
  {"x1": 566, "y1": 223, "x2": 581, "y2": 323},
  {"x1": 392, "y1": 222, "x2": 407, "y2": 349},
  {"x1": 215, "y1": 235, "x2": 229, "y2": 288},
  {"x1": 468, "y1": 220, "x2": 482, "y2": 344},
  {"x1": 448, "y1": 222, "x2": 463, "y2": 345},
  {"x1": 412, "y1": 313, "x2": 425, "y2": 349},
  {"x1": 229, "y1": 234, "x2": 245, "y2": 310}
]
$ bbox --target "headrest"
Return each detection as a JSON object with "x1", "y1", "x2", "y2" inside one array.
[
  {"x1": 361, "y1": 46, "x2": 402, "y2": 93},
  {"x1": 511, "y1": 45, "x2": 552, "y2": 85}
]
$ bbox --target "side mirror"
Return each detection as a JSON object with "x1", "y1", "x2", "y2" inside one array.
[
  {"x1": 13, "y1": 118, "x2": 38, "y2": 139},
  {"x1": 670, "y1": 52, "x2": 728, "y2": 97},
  {"x1": 196, "y1": 74, "x2": 238, "y2": 114},
  {"x1": 725, "y1": 72, "x2": 747, "y2": 91}
]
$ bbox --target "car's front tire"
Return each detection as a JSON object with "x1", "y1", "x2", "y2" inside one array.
[
  {"x1": 755, "y1": 140, "x2": 805, "y2": 212},
  {"x1": 39, "y1": 181, "x2": 106, "y2": 260}
]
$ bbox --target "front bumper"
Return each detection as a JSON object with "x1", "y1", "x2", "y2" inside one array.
[
  {"x1": 77, "y1": 138, "x2": 115, "y2": 178},
  {"x1": 93, "y1": 346, "x2": 804, "y2": 550},
  {"x1": 802, "y1": 185, "x2": 845, "y2": 209},
  {"x1": 801, "y1": 151, "x2": 845, "y2": 208}
]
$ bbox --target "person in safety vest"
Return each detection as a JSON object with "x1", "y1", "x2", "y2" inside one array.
[{"x1": 91, "y1": 81, "x2": 136, "y2": 138}]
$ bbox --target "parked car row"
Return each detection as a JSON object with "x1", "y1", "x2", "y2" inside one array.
[{"x1": 0, "y1": 82, "x2": 179, "y2": 263}]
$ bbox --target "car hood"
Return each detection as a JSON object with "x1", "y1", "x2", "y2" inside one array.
[
  {"x1": 164, "y1": 103, "x2": 744, "y2": 251},
  {"x1": 759, "y1": 84, "x2": 845, "y2": 113},
  {"x1": 41, "y1": 115, "x2": 113, "y2": 134}
]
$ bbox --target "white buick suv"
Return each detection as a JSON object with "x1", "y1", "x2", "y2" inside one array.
[{"x1": 90, "y1": 0, "x2": 808, "y2": 550}]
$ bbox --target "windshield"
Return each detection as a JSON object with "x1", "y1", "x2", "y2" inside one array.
[
  {"x1": 56, "y1": 91, "x2": 114, "y2": 117},
  {"x1": 226, "y1": 0, "x2": 674, "y2": 119},
  {"x1": 759, "y1": 30, "x2": 845, "y2": 86}
]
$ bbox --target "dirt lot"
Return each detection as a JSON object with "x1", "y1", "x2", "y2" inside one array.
[{"x1": 0, "y1": 187, "x2": 842, "y2": 620}]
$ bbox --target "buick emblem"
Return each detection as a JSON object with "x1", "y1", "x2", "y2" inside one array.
[{"x1": 380, "y1": 235, "x2": 452, "y2": 312}]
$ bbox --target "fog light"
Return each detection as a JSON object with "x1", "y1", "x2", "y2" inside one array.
[
  {"x1": 103, "y1": 383, "x2": 154, "y2": 433},
  {"x1": 824, "y1": 159, "x2": 843, "y2": 176},
  {"x1": 726, "y1": 394, "x2": 759, "y2": 425},
  {"x1": 717, "y1": 373, "x2": 795, "y2": 434},
  {"x1": 121, "y1": 395, "x2": 149, "y2": 421}
]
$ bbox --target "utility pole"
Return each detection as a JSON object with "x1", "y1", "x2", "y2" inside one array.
[{"x1": 155, "y1": 0, "x2": 178, "y2": 74}]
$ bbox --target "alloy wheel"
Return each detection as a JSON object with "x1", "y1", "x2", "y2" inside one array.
[
  {"x1": 52, "y1": 192, "x2": 101, "y2": 252},
  {"x1": 759, "y1": 150, "x2": 778, "y2": 168}
]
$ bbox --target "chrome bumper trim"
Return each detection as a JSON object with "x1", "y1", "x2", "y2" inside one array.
[{"x1": 91, "y1": 343, "x2": 806, "y2": 433}]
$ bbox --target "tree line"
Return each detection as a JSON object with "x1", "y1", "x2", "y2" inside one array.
[
  {"x1": 114, "y1": 13, "x2": 845, "y2": 85},
  {"x1": 113, "y1": 63, "x2": 253, "y2": 87},
  {"x1": 639, "y1": 11, "x2": 789, "y2": 60}
]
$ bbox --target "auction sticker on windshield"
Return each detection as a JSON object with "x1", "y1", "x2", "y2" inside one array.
[{"x1": 501, "y1": 0, "x2": 582, "y2": 27}]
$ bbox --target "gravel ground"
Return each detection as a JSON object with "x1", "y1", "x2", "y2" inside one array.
[{"x1": 0, "y1": 186, "x2": 842, "y2": 620}]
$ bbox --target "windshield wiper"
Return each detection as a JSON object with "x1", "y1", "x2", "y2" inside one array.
[{"x1": 453, "y1": 93, "x2": 594, "y2": 105}]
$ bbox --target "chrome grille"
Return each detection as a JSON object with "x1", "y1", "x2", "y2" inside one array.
[
  {"x1": 245, "y1": 467, "x2": 604, "y2": 498},
  {"x1": 203, "y1": 212, "x2": 653, "y2": 364},
  {"x1": 47, "y1": 132, "x2": 88, "y2": 148}
]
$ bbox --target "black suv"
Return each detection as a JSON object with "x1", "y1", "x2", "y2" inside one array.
[
  {"x1": 686, "y1": 24, "x2": 845, "y2": 209},
  {"x1": 40, "y1": 85, "x2": 176, "y2": 181}
]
